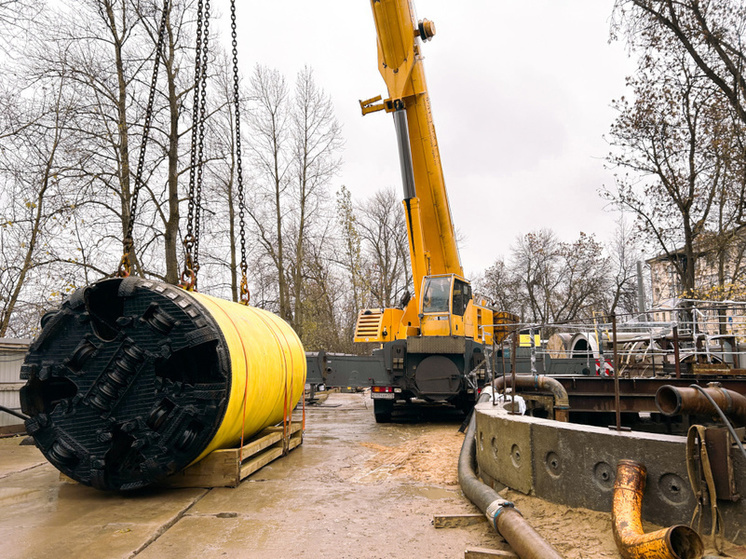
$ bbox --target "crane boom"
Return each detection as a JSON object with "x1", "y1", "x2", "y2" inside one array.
[{"x1": 363, "y1": 0, "x2": 462, "y2": 309}]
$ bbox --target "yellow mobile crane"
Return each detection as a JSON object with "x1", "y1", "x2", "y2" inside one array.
[{"x1": 348, "y1": 0, "x2": 515, "y2": 422}]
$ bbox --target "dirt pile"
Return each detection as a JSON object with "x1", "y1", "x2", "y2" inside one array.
[
  {"x1": 355, "y1": 427, "x2": 464, "y2": 485},
  {"x1": 351, "y1": 426, "x2": 746, "y2": 558}
]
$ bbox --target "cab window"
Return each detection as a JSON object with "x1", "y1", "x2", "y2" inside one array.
[
  {"x1": 422, "y1": 277, "x2": 451, "y2": 313},
  {"x1": 452, "y1": 279, "x2": 471, "y2": 316}
]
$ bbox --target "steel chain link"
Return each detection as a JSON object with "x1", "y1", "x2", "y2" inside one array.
[
  {"x1": 119, "y1": 0, "x2": 171, "y2": 277},
  {"x1": 184, "y1": 0, "x2": 203, "y2": 255},
  {"x1": 182, "y1": 0, "x2": 210, "y2": 290},
  {"x1": 231, "y1": 0, "x2": 249, "y2": 305},
  {"x1": 193, "y1": 0, "x2": 211, "y2": 284}
]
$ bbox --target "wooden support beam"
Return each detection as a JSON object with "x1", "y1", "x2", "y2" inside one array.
[
  {"x1": 465, "y1": 548, "x2": 518, "y2": 559},
  {"x1": 164, "y1": 422, "x2": 303, "y2": 488},
  {"x1": 433, "y1": 514, "x2": 485, "y2": 528}
]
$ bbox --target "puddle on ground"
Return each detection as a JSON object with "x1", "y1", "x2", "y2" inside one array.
[{"x1": 0, "y1": 487, "x2": 44, "y2": 505}]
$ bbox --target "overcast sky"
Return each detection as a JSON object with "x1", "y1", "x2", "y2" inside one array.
[{"x1": 232, "y1": 1, "x2": 637, "y2": 278}]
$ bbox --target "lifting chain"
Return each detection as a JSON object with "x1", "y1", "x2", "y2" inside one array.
[
  {"x1": 119, "y1": 0, "x2": 171, "y2": 278},
  {"x1": 231, "y1": 0, "x2": 249, "y2": 305},
  {"x1": 181, "y1": 0, "x2": 211, "y2": 291}
]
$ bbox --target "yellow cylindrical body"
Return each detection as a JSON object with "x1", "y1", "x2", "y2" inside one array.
[
  {"x1": 189, "y1": 291, "x2": 306, "y2": 462},
  {"x1": 20, "y1": 278, "x2": 306, "y2": 490}
]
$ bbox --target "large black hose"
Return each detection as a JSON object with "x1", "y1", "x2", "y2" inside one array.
[{"x1": 458, "y1": 392, "x2": 564, "y2": 559}]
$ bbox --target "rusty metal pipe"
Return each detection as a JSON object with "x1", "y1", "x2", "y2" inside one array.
[
  {"x1": 458, "y1": 393, "x2": 564, "y2": 559},
  {"x1": 494, "y1": 374, "x2": 570, "y2": 421},
  {"x1": 613, "y1": 460, "x2": 703, "y2": 559},
  {"x1": 656, "y1": 384, "x2": 746, "y2": 425}
]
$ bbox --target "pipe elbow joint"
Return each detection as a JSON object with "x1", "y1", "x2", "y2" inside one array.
[
  {"x1": 537, "y1": 375, "x2": 570, "y2": 421},
  {"x1": 613, "y1": 460, "x2": 703, "y2": 559},
  {"x1": 493, "y1": 375, "x2": 570, "y2": 421}
]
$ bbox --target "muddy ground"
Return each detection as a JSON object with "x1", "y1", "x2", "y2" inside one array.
[{"x1": 1, "y1": 392, "x2": 744, "y2": 558}]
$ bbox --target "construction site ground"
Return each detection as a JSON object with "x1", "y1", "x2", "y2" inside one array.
[{"x1": 2, "y1": 391, "x2": 744, "y2": 558}]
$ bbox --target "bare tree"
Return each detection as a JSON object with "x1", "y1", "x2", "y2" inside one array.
[
  {"x1": 296, "y1": 224, "x2": 348, "y2": 352},
  {"x1": 245, "y1": 64, "x2": 292, "y2": 317},
  {"x1": 605, "y1": 50, "x2": 732, "y2": 296},
  {"x1": 552, "y1": 233, "x2": 610, "y2": 321},
  {"x1": 614, "y1": 0, "x2": 746, "y2": 126},
  {"x1": 0, "y1": 78, "x2": 79, "y2": 336},
  {"x1": 704, "y1": 117, "x2": 746, "y2": 300},
  {"x1": 26, "y1": 0, "x2": 154, "y2": 278},
  {"x1": 510, "y1": 230, "x2": 609, "y2": 323},
  {"x1": 476, "y1": 257, "x2": 522, "y2": 317},
  {"x1": 245, "y1": 65, "x2": 343, "y2": 338},
  {"x1": 134, "y1": 0, "x2": 199, "y2": 284},
  {"x1": 337, "y1": 185, "x2": 365, "y2": 321},
  {"x1": 287, "y1": 66, "x2": 343, "y2": 337},
  {"x1": 511, "y1": 229, "x2": 560, "y2": 323},
  {"x1": 608, "y1": 216, "x2": 644, "y2": 316},
  {"x1": 356, "y1": 187, "x2": 411, "y2": 308},
  {"x1": 0, "y1": 0, "x2": 40, "y2": 50},
  {"x1": 198, "y1": 52, "x2": 246, "y2": 302}
]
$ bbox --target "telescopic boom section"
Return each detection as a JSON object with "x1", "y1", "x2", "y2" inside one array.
[{"x1": 365, "y1": 0, "x2": 463, "y2": 307}]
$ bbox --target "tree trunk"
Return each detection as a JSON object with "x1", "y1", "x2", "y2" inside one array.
[
  {"x1": 0, "y1": 131, "x2": 57, "y2": 336},
  {"x1": 163, "y1": 6, "x2": 179, "y2": 285},
  {"x1": 104, "y1": 0, "x2": 139, "y2": 275}
]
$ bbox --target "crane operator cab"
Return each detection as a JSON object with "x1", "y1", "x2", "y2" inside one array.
[{"x1": 419, "y1": 274, "x2": 474, "y2": 339}]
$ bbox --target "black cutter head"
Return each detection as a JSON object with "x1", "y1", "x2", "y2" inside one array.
[{"x1": 20, "y1": 278, "x2": 231, "y2": 490}]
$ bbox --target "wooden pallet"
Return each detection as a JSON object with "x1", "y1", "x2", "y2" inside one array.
[{"x1": 164, "y1": 422, "x2": 303, "y2": 488}]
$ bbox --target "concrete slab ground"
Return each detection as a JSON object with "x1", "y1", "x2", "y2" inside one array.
[
  {"x1": 0, "y1": 394, "x2": 500, "y2": 559},
  {"x1": 7, "y1": 392, "x2": 743, "y2": 558},
  {"x1": 0, "y1": 438, "x2": 45, "y2": 479},
  {"x1": 0, "y1": 447, "x2": 207, "y2": 558}
]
